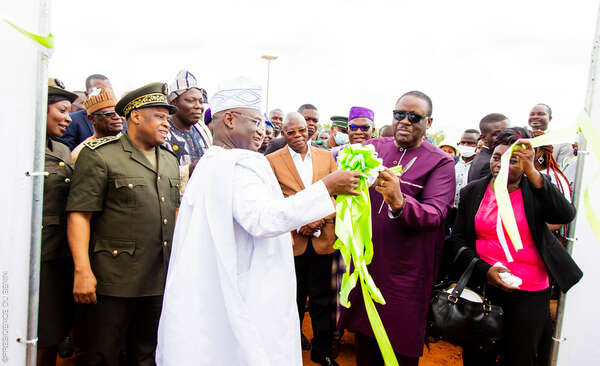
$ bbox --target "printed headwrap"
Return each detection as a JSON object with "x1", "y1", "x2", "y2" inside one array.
[{"x1": 168, "y1": 70, "x2": 208, "y2": 103}]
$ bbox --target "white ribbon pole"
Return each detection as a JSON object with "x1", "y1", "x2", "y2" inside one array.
[{"x1": 553, "y1": 3, "x2": 600, "y2": 365}]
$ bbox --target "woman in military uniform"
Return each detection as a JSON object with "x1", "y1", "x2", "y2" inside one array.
[{"x1": 37, "y1": 78, "x2": 78, "y2": 366}]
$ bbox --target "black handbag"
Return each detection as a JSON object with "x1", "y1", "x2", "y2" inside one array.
[{"x1": 428, "y1": 256, "x2": 504, "y2": 351}]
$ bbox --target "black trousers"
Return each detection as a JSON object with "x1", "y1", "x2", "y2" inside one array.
[
  {"x1": 355, "y1": 333, "x2": 419, "y2": 366},
  {"x1": 74, "y1": 295, "x2": 163, "y2": 366},
  {"x1": 38, "y1": 258, "x2": 74, "y2": 348},
  {"x1": 462, "y1": 287, "x2": 550, "y2": 366},
  {"x1": 294, "y1": 242, "x2": 335, "y2": 358}
]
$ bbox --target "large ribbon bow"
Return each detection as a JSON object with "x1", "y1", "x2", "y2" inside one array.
[{"x1": 334, "y1": 144, "x2": 399, "y2": 366}]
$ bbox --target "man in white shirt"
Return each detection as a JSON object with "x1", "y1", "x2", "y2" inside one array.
[
  {"x1": 454, "y1": 129, "x2": 480, "y2": 206},
  {"x1": 266, "y1": 113, "x2": 340, "y2": 366},
  {"x1": 156, "y1": 82, "x2": 359, "y2": 366},
  {"x1": 528, "y1": 103, "x2": 575, "y2": 177}
]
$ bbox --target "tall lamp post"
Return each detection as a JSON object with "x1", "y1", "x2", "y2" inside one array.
[{"x1": 261, "y1": 55, "x2": 278, "y2": 113}]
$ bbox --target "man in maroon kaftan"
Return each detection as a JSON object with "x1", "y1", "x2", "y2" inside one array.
[{"x1": 338, "y1": 91, "x2": 455, "y2": 366}]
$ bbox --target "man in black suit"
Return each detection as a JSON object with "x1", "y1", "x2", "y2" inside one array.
[
  {"x1": 467, "y1": 113, "x2": 509, "y2": 182},
  {"x1": 60, "y1": 74, "x2": 113, "y2": 150}
]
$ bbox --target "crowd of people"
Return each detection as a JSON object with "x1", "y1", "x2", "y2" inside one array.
[{"x1": 38, "y1": 71, "x2": 582, "y2": 366}]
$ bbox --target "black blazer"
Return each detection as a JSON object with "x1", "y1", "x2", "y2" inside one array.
[
  {"x1": 447, "y1": 173, "x2": 583, "y2": 293},
  {"x1": 59, "y1": 109, "x2": 93, "y2": 150},
  {"x1": 264, "y1": 136, "x2": 287, "y2": 155},
  {"x1": 467, "y1": 146, "x2": 492, "y2": 183}
]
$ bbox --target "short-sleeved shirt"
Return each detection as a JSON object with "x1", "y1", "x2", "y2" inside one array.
[
  {"x1": 42, "y1": 139, "x2": 74, "y2": 261},
  {"x1": 66, "y1": 133, "x2": 180, "y2": 298}
]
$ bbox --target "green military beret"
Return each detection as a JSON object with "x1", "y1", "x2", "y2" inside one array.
[
  {"x1": 116, "y1": 82, "x2": 178, "y2": 118},
  {"x1": 330, "y1": 115, "x2": 348, "y2": 129}
]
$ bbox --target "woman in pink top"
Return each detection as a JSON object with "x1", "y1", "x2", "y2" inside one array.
[{"x1": 447, "y1": 127, "x2": 582, "y2": 366}]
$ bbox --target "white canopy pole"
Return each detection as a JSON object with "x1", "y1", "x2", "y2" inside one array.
[
  {"x1": 0, "y1": 1, "x2": 51, "y2": 365},
  {"x1": 554, "y1": 3, "x2": 600, "y2": 365},
  {"x1": 24, "y1": 1, "x2": 51, "y2": 365}
]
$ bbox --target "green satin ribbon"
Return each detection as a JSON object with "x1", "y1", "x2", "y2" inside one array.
[
  {"x1": 334, "y1": 144, "x2": 399, "y2": 366},
  {"x1": 578, "y1": 111, "x2": 600, "y2": 244},
  {"x1": 584, "y1": 171, "x2": 600, "y2": 242},
  {"x1": 495, "y1": 111, "x2": 600, "y2": 251},
  {"x1": 3, "y1": 19, "x2": 54, "y2": 49}
]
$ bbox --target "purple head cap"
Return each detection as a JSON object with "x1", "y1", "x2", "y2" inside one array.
[
  {"x1": 349, "y1": 106, "x2": 374, "y2": 122},
  {"x1": 204, "y1": 108, "x2": 212, "y2": 124}
]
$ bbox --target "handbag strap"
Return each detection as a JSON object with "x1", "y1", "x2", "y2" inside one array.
[
  {"x1": 481, "y1": 279, "x2": 488, "y2": 298},
  {"x1": 449, "y1": 257, "x2": 479, "y2": 301},
  {"x1": 452, "y1": 246, "x2": 468, "y2": 264}
]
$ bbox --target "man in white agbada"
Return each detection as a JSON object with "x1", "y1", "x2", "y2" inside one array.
[{"x1": 156, "y1": 79, "x2": 360, "y2": 365}]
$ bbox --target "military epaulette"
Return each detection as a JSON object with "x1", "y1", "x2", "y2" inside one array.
[{"x1": 84, "y1": 136, "x2": 119, "y2": 150}]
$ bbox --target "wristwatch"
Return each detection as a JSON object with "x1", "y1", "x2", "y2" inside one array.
[{"x1": 387, "y1": 194, "x2": 406, "y2": 219}]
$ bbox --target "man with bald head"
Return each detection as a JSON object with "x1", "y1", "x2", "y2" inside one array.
[
  {"x1": 157, "y1": 82, "x2": 360, "y2": 366},
  {"x1": 266, "y1": 112, "x2": 340, "y2": 366},
  {"x1": 265, "y1": 104, "x2": 321, "y2": 154},
  {"x1": 379, "y1": 124, "x2": 393, "y2": 137}
]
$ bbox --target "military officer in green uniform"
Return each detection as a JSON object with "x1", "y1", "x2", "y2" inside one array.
[
  {"x1": 38, "y1": 78, "x2": 78, "y2": 366},
  {"x1": 66, "y1": 82, "x2": 180, "y2": 366}
]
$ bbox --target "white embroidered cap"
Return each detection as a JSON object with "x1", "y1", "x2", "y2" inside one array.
[{"x1": 210, "y1": 77, "x2": 263, "y2": 114}]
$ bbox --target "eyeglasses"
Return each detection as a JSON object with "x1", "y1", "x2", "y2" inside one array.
[
  {"x1": 349, "y1": 124, "x2": 371, "y2": 132},
  {"x1": 92, "y1": 111, "x2": 119, "y2": 119},
  {"x1": 230, "y1": 110, "x2": 265, "y2": 129},
  {"x1": 393, "y1": 110, "x2": 428, "y2": 124}
]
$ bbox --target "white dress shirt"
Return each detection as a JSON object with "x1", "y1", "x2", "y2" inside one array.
[
  {"x1": 454, "y1": 158, "x2": 473, "y2": 206},
  {"x1": 157, "y1": 146, "x2": 334, "y2": 366},
  {"x1": 288, "y1": 144, "x2": 313, "y2": 187}
]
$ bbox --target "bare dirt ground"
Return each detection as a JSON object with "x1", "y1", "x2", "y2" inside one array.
[
  {"x1": 56, "y1": 299, "x2": 557, "y2": 365},
  {"x1": 301, "y1": 315, "x2": 462, "y2": 366},
  {"x1": 56, "y1": 315, "x2": 462, "y2": 366}
]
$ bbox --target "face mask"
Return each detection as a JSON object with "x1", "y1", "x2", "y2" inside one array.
[
  {"x1": 334, "y1": 132, "x2": 349, "y2": 145},
  {"x1": 457, "y1": 144, "x2": 477, "y2": 158}
]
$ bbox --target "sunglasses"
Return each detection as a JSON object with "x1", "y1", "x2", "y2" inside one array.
[
  {"x1": 393, "y1": 110, "x2": 428, "y2": 124},
  {"x1": 349, "y1": 124, "x2": 371, "y2": 132},
  {"x1": 92, "y1": 111, "x2": 119, "y2": 119}
]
